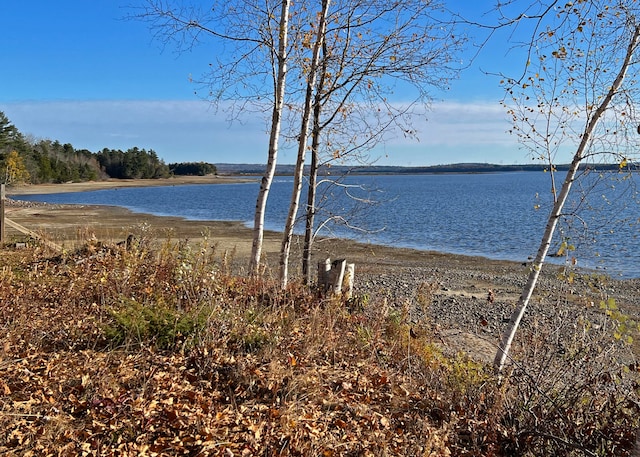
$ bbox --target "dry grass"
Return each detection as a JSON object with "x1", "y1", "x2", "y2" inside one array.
[{"x1": 1, "y1": 230, "x2": 639, "y2": 456}]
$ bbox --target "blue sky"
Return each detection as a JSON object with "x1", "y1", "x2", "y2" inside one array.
[{"x1": 0, "y1": 1, "x2": 529, "y2": 166}]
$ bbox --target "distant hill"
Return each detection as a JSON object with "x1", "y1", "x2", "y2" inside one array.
[{"x1": 214, "y1": 162, "x2": 630, "y2": 176}]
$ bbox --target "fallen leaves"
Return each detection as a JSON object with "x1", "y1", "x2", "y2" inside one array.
[
  {"x1": 0, "y1": 244, "x2": 457, "y2": 455},
  {"x1": 2, "y1": 242, "x2": 637, "y2": 455},
  {"x1": 0, "y1": 259, "x2": 461, "y2": 455}
]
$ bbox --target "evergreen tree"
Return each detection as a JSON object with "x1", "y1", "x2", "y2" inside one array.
[
  {"x1": 169, "y1": 162, "x2": 217, "y2": 176},
  {"x1": 0, "y1": 111, "x2": 171, "y2": 183},
  {"x1": 0, "y1": 112, "x2": 26, "y2": 153}
]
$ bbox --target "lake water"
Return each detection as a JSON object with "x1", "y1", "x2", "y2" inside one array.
[{"x1": 15, "y1": 171, "x2": 640, "y2": 278}]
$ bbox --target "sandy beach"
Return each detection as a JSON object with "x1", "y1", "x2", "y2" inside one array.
[
  {"x1": 7, "y1": 174, "x2": 256, "y2": 195},
  {"x1": 4, "y1": 177, "x2": 640, "y2": 362}
]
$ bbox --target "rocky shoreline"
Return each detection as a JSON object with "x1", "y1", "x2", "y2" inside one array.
[{"x1": 349, "y1": 246, "x2": 640, "y2": 362}]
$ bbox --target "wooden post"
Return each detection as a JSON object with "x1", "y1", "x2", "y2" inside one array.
[
  {"x1": 318, "y1": 257, "x2": 332, "y2": 294},
  {"x1": 0, "y1": 184, "x2": 5, "y2": 243},
  {"x1": 318, "y1": 258, "x2": 355, "y2": 298},
  {"x1": 329, "y1": 259, "x2": 346, "y2": 295},
  {"x1": 343, "y1": 263, "x2": 355, "y2": 299}
]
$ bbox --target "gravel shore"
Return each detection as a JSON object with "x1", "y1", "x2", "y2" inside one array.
[{"x1": 328, "y1": 240, "x2": 640, "y2": 363}]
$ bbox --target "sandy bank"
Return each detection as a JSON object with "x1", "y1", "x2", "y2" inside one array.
[{"x1": 8, "y1": 175, "x2": 256, "y2": 196}]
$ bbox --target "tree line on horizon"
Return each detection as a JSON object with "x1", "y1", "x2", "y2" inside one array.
[
  {"x1": 0, "y1": 111, "x2": 216, "y2": 185},
  {"x1": 214, "y1": 161, "x2": 636, "y2": 176}
]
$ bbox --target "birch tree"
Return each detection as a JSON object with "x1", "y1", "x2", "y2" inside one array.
[
  {"x1": 279, "y1": 0, "x2": 465, "y2": 286},
  {"x1": 252, "y1": 0, "x2": 290, "y2": 275},
  {"x1": 134, "y1": 0, "x2": 293, "y2": 275},
  {"x1": 279, "y1": 0, "x2": 331, "y2": 288},
  {"x1": 493, "y1": 0, "x2": 640, "y2": 372}
]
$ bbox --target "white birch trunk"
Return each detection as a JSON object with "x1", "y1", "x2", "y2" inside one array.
[
  {"x1": 249, "y1": 0, "x2": 290, "y2": 275},
  {"x1": 494, "y1": 25, "x2": 640, "y2": 372},
  {"x1": 279, "y1": 0, "x2": 331, "y2": 288}
]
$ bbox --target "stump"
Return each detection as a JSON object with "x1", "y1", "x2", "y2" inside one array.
[{"x1": 318, "y1": 258, "x2": 355, "y2": 298}]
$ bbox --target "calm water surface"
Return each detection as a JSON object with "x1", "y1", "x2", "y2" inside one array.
[{"x1": 15, "y1": 172, "x2": 640, "y2": 278}]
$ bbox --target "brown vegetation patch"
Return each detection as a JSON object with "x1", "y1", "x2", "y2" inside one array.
[{"x1": 1, "y1": 233, "x2": 639, "y2": 455}]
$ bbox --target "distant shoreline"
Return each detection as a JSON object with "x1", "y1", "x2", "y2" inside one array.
[
  {"x1": 214, "y1": 161, "x2": 633, "y2": 176},
  {"x1": 6, "y1": 160, "x2": 634, "y2": 196},
  {"x1": 7, "y1": 175, "x2": 256, "y2": 196}
]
